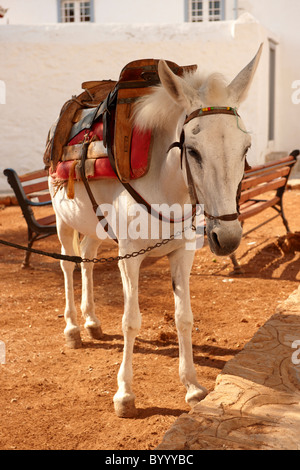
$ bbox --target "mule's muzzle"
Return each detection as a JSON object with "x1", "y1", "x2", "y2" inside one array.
[{"x1": 206, "y1": 219, "x2": 242, "y2": 256}]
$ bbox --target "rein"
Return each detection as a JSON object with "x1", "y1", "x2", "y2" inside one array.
[{"x1": 169, "y1": 106, "x2": 247, "y2": 223}]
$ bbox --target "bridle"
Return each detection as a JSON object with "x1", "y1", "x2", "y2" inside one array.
[
  {"x1": 168, "y1": 106, "x2": 248, "y2": 223},
  {"x1": 79, "y1": 104, "x2": 246, "y2": 244}
]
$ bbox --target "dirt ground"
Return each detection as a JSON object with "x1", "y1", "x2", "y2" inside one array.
[{"x1": 0, "y1": 189, "x2": 299, "y2": 450}]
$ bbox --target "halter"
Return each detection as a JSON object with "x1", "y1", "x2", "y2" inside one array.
[
  {"x1": 168, "y1": 106, "x2": 246, "y2": 222},
  {"x1": 184, "y1": 106, "x2": 238, "y2": 124}
]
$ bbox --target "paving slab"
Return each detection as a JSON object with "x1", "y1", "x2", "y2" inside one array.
[
  {"x1": 157, "y1": 287, "x2": 300, "y2": 450},
  {"x1": 287, "y1": 178, "x2": 300, "y2": 190}
]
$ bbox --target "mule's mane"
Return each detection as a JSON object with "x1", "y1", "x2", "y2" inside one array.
[{"x1": 133, "y1": 69, "x2": 228, "y2": 131}]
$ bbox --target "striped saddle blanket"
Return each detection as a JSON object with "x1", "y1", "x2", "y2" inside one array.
[{"x1": 50, "y1": 107, "x2": 152, "y2": 183}]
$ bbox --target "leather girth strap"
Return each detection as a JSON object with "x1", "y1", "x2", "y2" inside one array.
[{"x1": 78, "y1": 98, "x2": 118, "y2": 241}]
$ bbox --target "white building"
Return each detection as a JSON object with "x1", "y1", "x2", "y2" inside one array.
[{"x1": 0, "y1": 0, "x2": 299, "y2": 192}]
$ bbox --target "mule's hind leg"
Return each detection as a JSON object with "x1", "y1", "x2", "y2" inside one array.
[
  {"x1": 168, "y1": 248, "x2": 208, "y2": 407},
  {"x1": 113, "y1": 254, "x2": 144, "y2": 418},
  {"x1": 57, "y1": 218, "x2": 82, "y2": 349},
  {"x1": 80, "y1": 236, "x2": 102, "y2": 340}
]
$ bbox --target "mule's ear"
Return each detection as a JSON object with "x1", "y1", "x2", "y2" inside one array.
[
  {"x1": 158, "y1": 60, "x2": 196, "y2": 110},
  {"x1": 227, "y1": 43, "x2": 263, "y2": 106}
]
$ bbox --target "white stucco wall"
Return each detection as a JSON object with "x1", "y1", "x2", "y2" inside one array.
[
  {"x1": 0, "y1": 17, "x2": 277, "y2": 192},
  {"x1": 0, "y1": 0, "x2": 58, "y2": 24},
  {"x1": 94, "y1": 0, "x2": 184, "y2": 23}
]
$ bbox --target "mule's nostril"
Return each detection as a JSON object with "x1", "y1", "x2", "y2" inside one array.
[{"x1": 212, "y1": 231, "x2": 221, "y2": 249}]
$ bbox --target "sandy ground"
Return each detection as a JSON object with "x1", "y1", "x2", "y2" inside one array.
[{"x1": 0, "y1": 189, "x2": 299, "y2": 450}]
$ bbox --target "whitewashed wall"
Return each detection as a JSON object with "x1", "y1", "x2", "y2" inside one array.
[
  {"x1": 0, "y1": 0, "x2": 58, "y2": 24},
  {"x1": 0, "y1": 17, "x2": 276, "y2": 192}
]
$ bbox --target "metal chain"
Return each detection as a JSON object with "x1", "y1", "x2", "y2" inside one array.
[
  {"x1": 82, "y1": 224, "x2": 196, "y2": 264},
  {"x1": 0, "y1": 224, "x2": 196, "y2": 265}
]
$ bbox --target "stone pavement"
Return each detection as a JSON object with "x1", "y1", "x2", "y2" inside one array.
[
  {"x1": 157, "y1": 287, "x2": 300, "y2": 450},
  {"x1": 287, "y1": 177, "x2": 300, "y2": 190}
]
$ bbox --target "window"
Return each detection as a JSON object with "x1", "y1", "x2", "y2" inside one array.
[
  {"x1": 59, "y1": 0, "x2": 94, "y2": 23},
  {"x1": 187, "y1": 0, "x2": 224, "y2": 22},
  {"x1": 208, "y1": 1, "x2": 222, "y2": 21},
  {"x1": 190, "y1": 1, "x2": 204, "y2": 22}
]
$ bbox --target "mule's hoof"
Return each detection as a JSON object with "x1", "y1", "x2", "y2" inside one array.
[
  {"x1": 65, "y1": 329, "x2": 82, "y2": 349},
  {"x1": 113, "y1": 394, "x2": 137, "y2": 418},
  {"x1": 85, "y1": 325, "x2": 103, "y2": 340},
  {"x1": 186, "y1": 385, "x2": 208, "y2": 407}
]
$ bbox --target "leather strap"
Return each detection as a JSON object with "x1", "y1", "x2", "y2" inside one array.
[
  {"x1": 204, "y1": 211, "x2": 239, "y2": 222},
  {"x1": 78, "y1": 101, "x2": 118, "y2": 241},
  {"x1": 183, "y1": 146, "x2": 239, "y2": 222},
  {"x1": 184, "y1": 107, "x2": 238, "y2": 126},
  {"x1": 167, "y1": 107, "x2": 244, "y2": 223}
]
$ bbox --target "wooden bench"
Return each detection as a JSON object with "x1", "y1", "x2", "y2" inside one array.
[
  {"x1": 3, "y1": 168, "x2": 57, "y2": 268},
  {"x1": 230, "y1": 149, "x2": 299, "y2": 272}
]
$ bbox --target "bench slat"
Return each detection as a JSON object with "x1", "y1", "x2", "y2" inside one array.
[
  {"x1": 19, "y1": 169, "x2": 49, "y2": 182},
  {"x1": 239, "y1": 177, "x2": 286, "y2": 204},
  {"x1": 18, "y1": 170, "x2": 48, "y2": 183},
  {"x1": 239, "y1": 196, "x2": 281, "y2": 221},
  {"x1": 36, "y1": 214, "x2": 56, "y2": 226},
  {"x1": 244, "y1": 156, "x2": 295, "y2": 179},
  {"x1": 239, "y1": 199, "x2": 257, "y2": 210},
  {"x1": 245, "y1": 155, "x2": 295, "y2": 173},
  {"x1": 33, "y1": 193, "x2": 52, "y2": 203},
  {"x1": 23, "y1": 180, "x2": 49, "y2": 195},
  {"x1": 241, "y1": 166, "x2": 290, "y2": 191}
]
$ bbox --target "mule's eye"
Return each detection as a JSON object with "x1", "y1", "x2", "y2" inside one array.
[{"x1": 187, "y1": 147, "x2": 202, "y2": 162}]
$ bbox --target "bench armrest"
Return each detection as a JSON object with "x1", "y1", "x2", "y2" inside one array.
[
  {"x1": 27, "y1": 200, "x2": 53, "y2": 207},
  {"x1": 290, "y1": 149, "x2": 300, "y2": 159}
]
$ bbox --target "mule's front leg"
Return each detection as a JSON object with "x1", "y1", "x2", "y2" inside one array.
[
  {"x1": 80, "y1": 236, "x2": 102, "y2": 340},
  {"x1": 57, "y1": 221, "x2": 82, "y2": 349},
  {"x1": 113, "y1": 255, "x2": 143, "y2": 418},
  {"x1": 168, "y1": 248, "x2": 208, "y2": 407}
]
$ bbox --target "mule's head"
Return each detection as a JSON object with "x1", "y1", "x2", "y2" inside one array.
[{"x1": 158, "y1": 45, "x2": 263, "y2": 256}]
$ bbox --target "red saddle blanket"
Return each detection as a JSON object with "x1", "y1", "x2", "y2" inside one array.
[{"x1": 51, "y1": 121, "x2": 152, "y2": 182}]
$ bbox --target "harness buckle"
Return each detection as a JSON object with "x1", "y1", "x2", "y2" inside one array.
[{"x1": 83, "y1": 131, "x2": 91, "y2": 145}]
